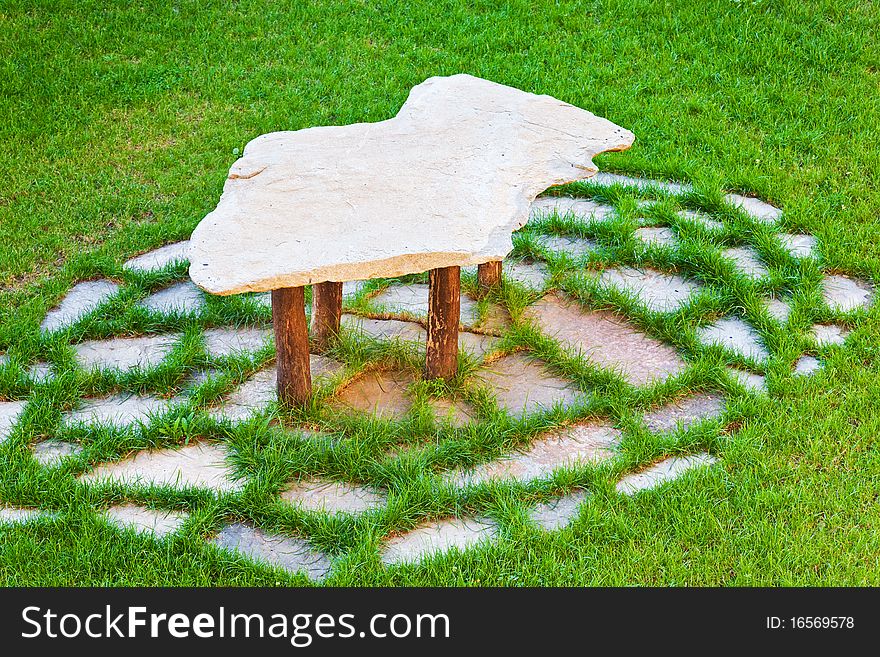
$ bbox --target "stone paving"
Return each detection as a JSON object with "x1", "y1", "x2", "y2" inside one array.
[{"x1": 3, "y1": 178, "x2": 875, "y2": 575}]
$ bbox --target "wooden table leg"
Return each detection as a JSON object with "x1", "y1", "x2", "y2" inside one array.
[
  {"x1": 310, "y1": 281, "x2": 343, "y2": 351},
  {"x1": 272, "y1": 286, "x2": 312, "y2": 406},
  {"x1": 477, "y1": 261, "x2": 502, "y2": 292},
  {"x1": 425, "y1": 265, "x2": 460, "y2": 380}
]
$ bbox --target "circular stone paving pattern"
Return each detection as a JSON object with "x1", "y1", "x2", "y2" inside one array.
[{"x1": 0, "y1": 172, "x2": 874, "y2": 580}]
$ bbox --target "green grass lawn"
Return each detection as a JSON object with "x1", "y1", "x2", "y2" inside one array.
[{"x1": 1, "y1": 0, "x2": 879, "y2": 586}]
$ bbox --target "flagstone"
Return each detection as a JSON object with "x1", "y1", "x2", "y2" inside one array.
[
  {"x1": 474, "y1": 353, "x2": 583, "y2": 416},
  {"x1": 342, "y1": 315, "x2": 426, "y2": 342},
  {"x1": 123, "y1": 241, "x2": 191, "y2": 272},
  {"x1": 139, "y1": 281, "x2": 206, "y2": 315},
  {"x1": 725, "y1": 193, "x2": 782, "y2": 223},
  {"x1": 763, "y1": 297, "x2": 792, "y2": 323},
  {"x1": 822, "y1": 275, "x2": 874, "y2": 312},
  {"x1": 103, "y1": 504, "x2": 189, "y2": 538},
  {"x1": 678, "y1": 209, "x2": 724, "y2": 232},
  {"x1": 592, "y1": 172, "x2": 692, "y2": 194},
  {"x1": 641, "y1": 393, "x2": 725, "y2": 433},
  {"x1": 371, "y1": 283, "x2": 481, "y2": 326},
  {"x1": 529, "y1": 196, "x2": 615, "y2": 222},
  {"x1": 522, "y1": 295, "x2": 686, "y2": 385},
  {"x1": 381, "y1": 517, "x2": 498, "y2": 565},
  {"x1": 726, "y1": 367, "x2": 766, "y2": 393},
  {"x1": 811, "y1": 323, "x2": 849, "y2": 347},
  {"x1": 697, "y1": 317, "x2": 768, "y2": 362},
  {"x1": 63, "y1": 394, "x2": 172, "y2": 428},
  {"x1": 429, "y1": 397, "x2": 479, "y2": 428},
  {"x1": 0, "y1": 400, "x2": 27, "y2": 442},
  {"x1": 73, "y1": 333, "x2": 179, "y2": 371},
  {"x1": 32, "y1": 439, "x2": 83, "y2": 467},
  {"x1": 596, "y1": 267, "x2": 702, "y2": 312},
  {"x1": 40, "y1": 280, "x2": 120, "y2": 333},
  {"x1": 534, "y1": 234, "x2": 597, "y2": 259},
  {"x1": 504, "y1": 260, "x2": 550, "y2": 290},
  {"x1": 528, "y1": 490, "x2": 589, "y2": 531},
  {"x1": 779, "y1": 233, "x2": 817, "y2": 258},
  {"x1": 616, "y1": 453, "x2": 718, "y2": 494},
  {"x1": 457, "y1": 331, "x2": 500, "y2": 359},
  {"x1": 332, "y1": 370, "x2": 414, "y2": 419},
  {"x1": 723, "y1": 246, "x2": 768, "y2": 279},
  {"x1": 0, "y1": 506, "x2": 48, "y2": 524},
  {"x1": 794, "y1": 355, "x2": 821, "y2": 376},
  {"x1": 281, "y1": 478, "x2": 386, "y2": 515},
  {"x1": 634, "y1": 226, "x2": 676, "y2": 247},
  {"x1": 213, "y1": 523, "x2": 331, "y2": 580},
  {"x1": 203, "y1": 327, "x2": 272, "y2": 358},
  {"x1": 27, "y1": 361, "x2": 55, "y2": 384}
]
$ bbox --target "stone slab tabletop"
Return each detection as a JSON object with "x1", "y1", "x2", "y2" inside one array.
[{"x1": 189, "y1": 74, "x2": 634, "y2": 295}]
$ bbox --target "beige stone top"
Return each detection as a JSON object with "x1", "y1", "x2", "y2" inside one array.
[{"x1": 189, "y1": 74, "x2": 634, "y2": 295}]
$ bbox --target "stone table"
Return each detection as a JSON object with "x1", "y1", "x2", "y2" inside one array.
[{"x1": 189, "y1": 74, "x2": 633, "y2": 405}]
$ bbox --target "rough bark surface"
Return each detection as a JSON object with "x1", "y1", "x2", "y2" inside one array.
[
  {"x1": 425, "y1": 266, "x2": 461, "y2": 380},
  {"x1": 272, "y1": 287, "x2": 312, "y2": 405}
]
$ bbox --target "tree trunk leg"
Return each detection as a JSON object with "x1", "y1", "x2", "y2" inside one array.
[
  {"x1": 310, "y1": 281, "x2": 343, "y2": 351},
  {"x1": 425, "y1": 266, "x2": 460, "y2": 381},
  {"x1": 477, "y1": 261, "x2": 502, "y2": 292},
  {"x1": 272, "y1": 287, "x2": 312, "y2": 406}
]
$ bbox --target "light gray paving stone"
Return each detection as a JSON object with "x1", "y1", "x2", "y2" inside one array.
[
  {"x1": 103, "y1": 504, "x2": 189, "y2": 538},
  {"x1": 634, "y1": 226, "x2": 676, "y2": 247},
  {"x1": 447, "y1": 422, "x2": 620, "y2": 487},
  {"x1": 812, "y1": 323, "x2": 849, "y2": 347},
  {"x1": 475, "y1": 353, "x2": 584, "y2": 416},
  {"x1": 457, "y1": 331, "x2": 499, "y2": 359},
  {"x1": 139, "y1": 281, "x2": 206, "y2": 315},
  {"x1": 381, "y1": 517, "x2": 499, "y2": 566},
  {"x1": 698, "y1": 317, "x2": 768, "y2": 362},
  {"x1": 504, "y1": 260, "x2": 550, "y2": 290},
  {"x1": 32, "y1": 439, "x2": 83, "y2": 467},
  {"x1": 779, "y1": 233, "x2": 817, "y2": 258},
  {"x1": 822, "y1": 275, "x2": 874, "y2": 312},
  {"x1": 0, "y1": 506, "x2": 48, "y2": 524},
  {"x1": 725, "y1": 193, "x2": 782, "y2": 223},
  {"x1": 332, "y1": 369, "x2": 414, "y2": 419},
  {"x1": 592, "y1": 172, "x2": 692, "y2": 194},
  {"x1": 726, "y1": 367, "x2": 766, "y2": 393},
  {"x1": 794, "y1": 355, "x2": 822, "y2": 376},
  {"x1": 642, "y1": 393, "x2": 725, "y2": 433},
  {"x1": 342, "y1": 315, "x2": 426, "y2": 342},
  {"x1": 596, "y1": 267, "x2": 702, "y2": 312},
  {"x1": 213, "y1": 523, "x2": 331, "y2": 580},
  {"x1": 616, "y1": 453, "x2": 718, "y2": 495},
  {"x1": 123, "y1": 241, "x2": 191, "y2": 272},
  {"x1": 281, "y1": 479, "x2": 386, "y2": 515},
  {"x1": 528, "y1": 490, "x2": 589, "y2": 531},
  {"x1": 723, "y1": 246, "x2": 768, "y2": 279},
  {"x1": 73, "y1": 333, "x2": 179, "y2": 371},
  {"x1": 203, "y1": 327, "x2": 272, "y2": 358},
  {"x1": 371, "y1": 283, "x2": 481, "y2": 325},
  {"x1": 79, "y1": 442, "x2": 243, "y2": 492},
  {"x1": 40, "y1": 280, "x2": 120, "y2": 333},
  {"x1": 27, "y1": 362, "x2": 55, "y2": 384},
  {"x1": 763, "y1": 297, "x2": 792, "y2": 324},
  {"x1": 0, "y1": 400, "x2": 28, "y2": 443},
  {"x1": 534, "y1": 234, "x2": 597, "y2": 259},
  {"x1": 529, "y1": 196, "x2": 616, "y2": 222},
  {"x1": 0, "y1": 353, "x2": 8, "y2": 367},
  {"x1": 63, "y1": 394, "x2": 171, "y2": 428},
  {"x1": 678, "y1": 209, "x2": 724, "y2": 232},
  {"x1": 183, "y1": 368, "x2": 223, "y2": 391}
]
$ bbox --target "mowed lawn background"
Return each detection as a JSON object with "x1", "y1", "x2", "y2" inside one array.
[{"x1": 1, "y1": 0, "x2": 879, "y2": 584}]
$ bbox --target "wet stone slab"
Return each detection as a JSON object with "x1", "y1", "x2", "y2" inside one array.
[
  {"x1": 103, "y1": 504, "x2": 189, "y2": 538},
  {"x1": 528, "y1": 489, "x2": 589, "y2": 531},
  {"x1": 213, "y1": 523, "x2": 331, "y2": 580},
  {"x1": 634, "y1": 226, "x2": 676, "y2": 247},
  {"x1": 203, "y1": 327, "x2": 272, "y2": 358},
  {"x1": 474, "y1": 353, "x2": 583, "y2": 416},
  {"x1": 41, "y1": 280, "x2": 120, "y2": 333},
  {"x1": 822, "y1": 275, "x2": 874, "y2": 312},
  {"x1": 381, "y1": 517, "x2": 499, "y2": 566},
  {"x1": 596, "y1": 267, "x2": 702, "y2": 312},
  {"x1": 642, "y1": 393, "x2": 725, "y2": 433},
  {"x1": 725, "y1": 194, "x2": 782, "y2": 223},
  {"x1": 63, "y1": 394, "x2": 172, "y2": 428},
  {"x1": 534, "y1": 234, "x2": 597, "y2": 259},
  {"x1": 616, "y1": 453, "x2": 718, "y2": 494},
  {"x1": 530, "y1": 196, "x2": 616, "y2": 222},
  {"x1": 447, "y1": 422, "x2": 620, "y2": 487},
  {"x1": 723, "y1": 246, "x2": 768, "y2": 280},
  {"x1": 32, "y1": 439, "x2": 83, "y2": 467},
  {"x1": 124, "y1": 241, "x2": 191, "y2": 272},
  {"x1": 139, "y1": 281, "x2": 206, "y2": 316},
  {"x1": 727, "y1": 367, "x2": 767, "y2": 393},
  {"x1": 79, "y1": 442, "x2": 243, "y2": 493},
  {"x1": 779, "y1": 233, "x2": 817, "y2": 258},
  {"x1": 73, "y1": 333, "x2": 179, "y2": 371},
  {"x1": 0, "y1": 400, "x2": 27, "y2": 442},
  {"x1": 794, "y1": 355, "x2": 822, "y2": 376},
  {"x1": 522, "y1": 295, "x2": 686, "y2": 386},
  {"x1": 281, "y1": 479, "x2": 386, "y2": 515},
  {"x1": 698, "y1": 317, "x2": 768, "y2": 363},
  {"x1": 812, "y1": 323, "x2": 849, "y2": 347}
]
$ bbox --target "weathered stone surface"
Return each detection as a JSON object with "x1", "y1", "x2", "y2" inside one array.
[
  {"x1": 596, "y1": 267, "x2": 702, "y2": 312},
  {"x1": 0, "y1": 400, "x2": 27, "y2": 442},
  {"x1": 372, "y1": 283, "x2": 481, "y2": 326},
  {"x1": 726, "y1": 367, "x2": 766, "y2": 393},
  {"x1": 534, "y1": 234, "x2": 597, "y2": 259},
  {"x1": 698, "y1": 317, "x2": 768, "y2": 362},
  {"x1": 0, "y1": 353, "x2": 7, "y2": 367},
  {"x1": 342, "y1": 314, "x2": 426, "y2": 342},
  {"x1": 723, "y1": 247, "x2": 768, "y2": 280},
  {"x1": 183, "y1": 368, "x2": 222, "y2": 392},
  {"x1": 333, "y1": 370, "x2": 413, "y2": 419},
  {"x1": 634, "y1": 226, "x2": 676, "y2": 247},
  {"x1": 203, "y1": 327, "x2": 272, "y2": 358},
  {"x1": 27, "y1": 362, "x2": 55, "y2": 384},
  {"x1": 725, "y1": 194, "x2": 782, "y2": 223},
  {"x1": 73, "y1": 334, "x2": 179, "y2": 371},
  {"x1": 642, "y1": 393, "x2": 725, "y2": 433},
  {"x1": 139, "y1": 281, "x2": 206, "y2": 315},
  {"x1": 475, "y1": 353, "x2": 583, "y2": 416},
  {"x1": 63, "y1": 394, "x2": 171, "y2": 428},
  {"x1": 79, "y1": 442, "x2": 243, "y2": 492},
  {"x1": 616, "y1": 453, "x2": 717, "y2": 494},
  {"x1": 281, "y1": 479, "x2": 386, "y2": 515},
  {"x1": 522, "y1": 295, "x2": 686, "y2": 386},
  {"x1": 592, "y1": 172, "x2": 691, "y2": 195},
  {"x1": 213, "y1": 523, "x2": 331, "y2": 580},
  {"x1": 779, "y1": 233, "x2": 817, "y2": 258},
  {"x1": 32, "y1": 439, "x2": 83, "y2": 467},
  {"x1": 381, "y1": 517, "x2": 498, "y2": 565},
  {"x1": 457, "y1": 332, "x2": 499, "y2": 359},
  {"x1": 0, "y1": 506, "x2": 48, "y2": 524},
  {"x1": 447, "y1": 422, "x2": 620, "y2": 487},
  {"x1": 504, "y1": 260, "x2": 550, "y2": 290},
  {"x1": 763, "y1": 297, "x2": 792, "y2": 324},
  {"x1": 812, "y1": 323, "x2": 849, "y2": 347},
  {"x1": 41, "y1": 280, "x2": 120, "y2": 333},
  {"x1": 794, "y1": 355, "x2": 821, "y2": 376},
  {"x1": 124, "y1": 241, "x2": 191, "y2": 272},
  {"x1": 528, "y1": 490, "x2": 589, "y2": 531},
  {"x1": 429, "y1": 397, "x2": 478, "y2": 428},
  {"x1": 103, "y1": 504, "x2": 189, "y2": 538},
  {"x1": 190, "y1": 75, "x2": 633, "y2": 295},
  {"x1": 529, "y1": 196, "x2": 615, "y2": 222},
  {"x1": 822, "y1": 275, "x2": 874, "y2": 312},
  {"x1": 678, "y1": 209, "x2": 723, "y2": 232}
]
